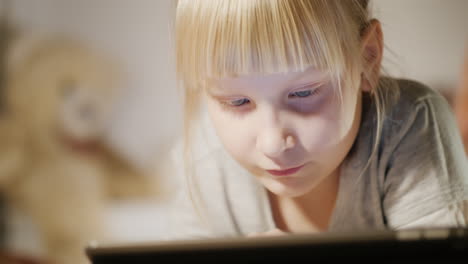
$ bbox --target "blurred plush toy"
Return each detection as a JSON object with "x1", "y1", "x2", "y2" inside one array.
[{"x1": 0, "y1": 36, "x2": 159, "y2": 264}]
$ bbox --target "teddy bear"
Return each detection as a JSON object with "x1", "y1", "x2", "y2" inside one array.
[{"x1": 0, "y1": 35, "x2": 161, "y2": 264}]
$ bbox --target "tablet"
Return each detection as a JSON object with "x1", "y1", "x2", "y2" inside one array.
[{"x1": 87, "y1": 227, "x2": 468, "y2": 263}]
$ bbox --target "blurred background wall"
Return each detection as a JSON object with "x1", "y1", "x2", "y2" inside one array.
[
  {"x1": 374, "y1": 0, "x2": 468, "y2": 96},
  {"x1": 0, "y1": 0, "x2": 467, "y2": 260}
]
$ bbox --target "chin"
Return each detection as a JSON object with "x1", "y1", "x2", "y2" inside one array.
[{"x1": 261, "y1": 177, "x2": 314, "y2": 198}]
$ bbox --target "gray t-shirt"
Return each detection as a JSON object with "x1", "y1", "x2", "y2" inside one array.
[{"x1": 167, "y1": 78, "x2": 468, "y2": 240}]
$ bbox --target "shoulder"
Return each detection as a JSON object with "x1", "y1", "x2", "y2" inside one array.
[
  {"x1": 394, "y1": 78, "x2": 439, "y2": 100},
  {"x1": 374, "y1": 78, "x2": 456, "y2": 142},
  {"x1": 378, "y1": 77, "x2": 464, "y2": 150},
  {"x1": 378, "y1": 79, "x2": 468, "y2": 207},
  {"x1": 382, "y1": 77, "x2": 448, "y2": 118},
  {"x1": 355, "y1": 77, "x2": 467, "y2": 185},
  {"x1": 357, "y1": 78, "x2": 455, "y2": 159},
  {"x1": 360, "y1": 78, "x2": 468, "y2": 228}
]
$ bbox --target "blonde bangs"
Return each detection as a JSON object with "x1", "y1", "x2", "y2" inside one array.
[{"x1": 176, "y1": 0, "x2": 362, "y2": 89}]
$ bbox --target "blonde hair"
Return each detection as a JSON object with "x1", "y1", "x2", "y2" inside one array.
[{"x1": 175, "y1": 0, "x2": 396, "y2": 224}]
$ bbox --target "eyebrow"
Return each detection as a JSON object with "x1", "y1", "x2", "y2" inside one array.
[{"x1": 289, "y1": 68, "x2": 330, "y2": 89}]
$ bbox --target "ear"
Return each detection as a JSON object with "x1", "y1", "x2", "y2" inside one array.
[{"x1": 360, "y1": 19, "x2": 384, "y2": 93}]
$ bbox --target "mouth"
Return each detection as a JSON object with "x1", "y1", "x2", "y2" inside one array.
[{"x1": 266, "y1": 164, "x2": 305, "y2": 177}]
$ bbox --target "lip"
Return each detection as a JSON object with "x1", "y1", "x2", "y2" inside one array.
[{"x1": 266, "y1": 165, "x2": 305, "y2": 177}]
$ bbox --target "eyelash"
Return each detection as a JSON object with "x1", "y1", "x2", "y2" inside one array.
[
  {"x1": 225, "y1": 98, "x2": 251, "y2": 107},
  {"x1": 221, "y1": 86, "x2": 322, "y2": 108},
  {"x1": 288, "y1": 87, "x2": 321, "y2": 99}
]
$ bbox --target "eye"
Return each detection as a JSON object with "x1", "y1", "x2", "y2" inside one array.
[
  {"x1": 227, "y1": 98, "x2": 250, "y2": 107},
  {"x1": 289, "y1": 90, "x2": 312, "y2": 98},
  {"x1": 288, "y1": 85, "x2": 323, "y2": 99}
]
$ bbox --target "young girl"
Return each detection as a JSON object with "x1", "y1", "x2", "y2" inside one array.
[{"x1": 168, "y1": 0, "x2": 468, "y2": 239}]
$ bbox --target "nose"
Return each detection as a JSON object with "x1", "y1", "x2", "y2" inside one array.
[{"x1": 255, "y1": 110, "x2": 295, "y2": 159}]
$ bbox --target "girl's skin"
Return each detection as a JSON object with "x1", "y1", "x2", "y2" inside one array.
[{"x1": 204, "y1": 20, "x2": 383, "y2": 234}]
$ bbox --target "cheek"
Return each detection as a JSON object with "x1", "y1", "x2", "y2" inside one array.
[
  {"x1": 296, "y1": 91, "x2": 359, "y2": 155},
  {"x1": 206, "y1": 100, "x2": 256, "y2": 162},
  {"x1": 295, "y1": 118, "x2": 338, "y2": 155}
]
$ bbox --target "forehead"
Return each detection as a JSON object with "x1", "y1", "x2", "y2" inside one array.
[{"x1": 209, "y1": 67, "x2": 330, "y2": 91}]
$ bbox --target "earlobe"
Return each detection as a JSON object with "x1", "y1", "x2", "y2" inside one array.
[{"x1": 360, "y1": 19, "x2": 384, "y2": 93}]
